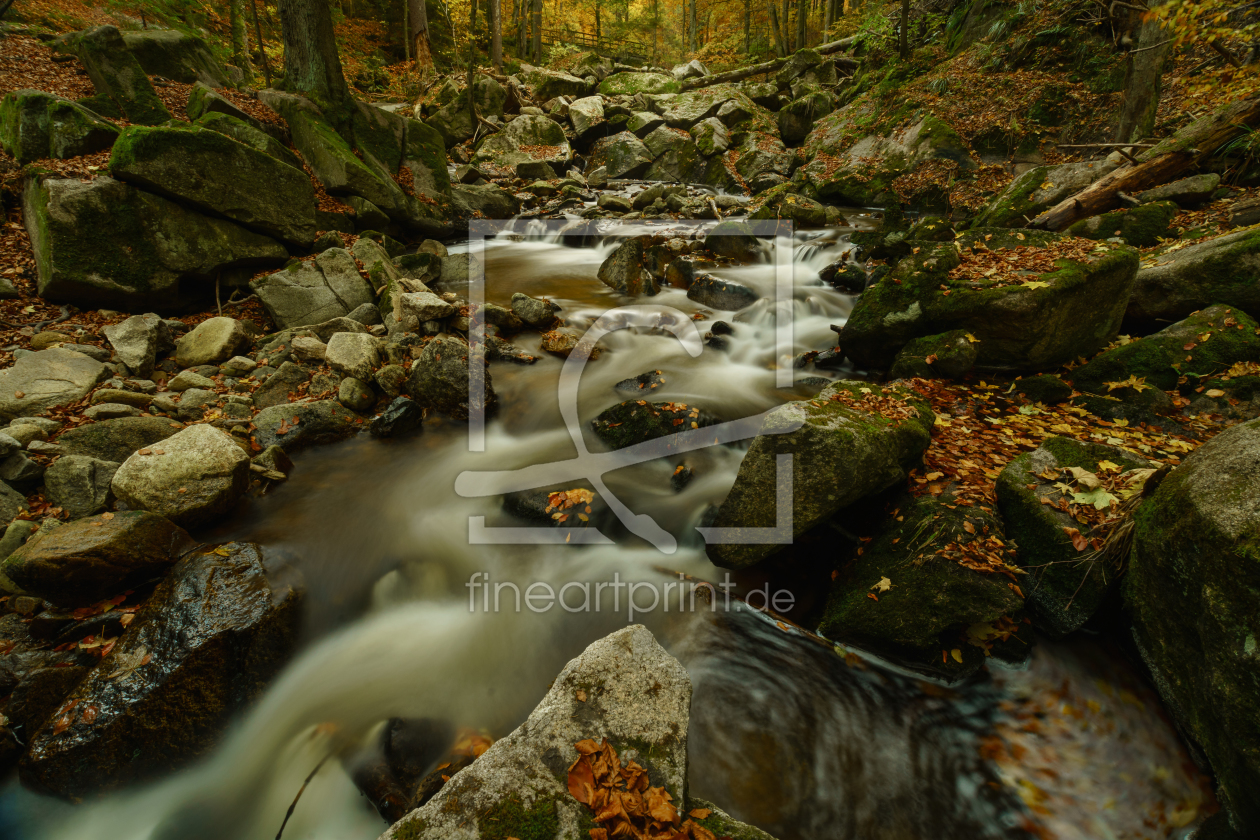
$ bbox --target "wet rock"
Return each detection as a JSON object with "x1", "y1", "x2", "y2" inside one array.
[
  {"x1": 326, "y1": 332, "x2": 382, "y2": 382},
  {"x1": 42, "y1": 455, "x2": 119, "y2": 519},
  {"x1": 252, "y1": 400, "x2": 359, "y2": 452},
  {"x1": 0, "y1": 348, "x2": 108, "y2": 423},
  {"x1": 251, "y1": 249, "x2": 375, "y2": 330},
  {"x1": 686, "y1": 275, "x2": 758, "y2": 311},
  {"x1": 251, "y1": 361, "x2": 310, "y2": 410},
  {"x1": 996, "y1": 437, "x2": 1152, "y2": 637},
  {"x1": 1, "y1": 511, "x2": 192, "y2": 607},
  {"x1": 704, "y1": 220, "x2": 761, "y2": 262},
  {"x1": 485, "y1": 336, "x2": 537, "y2": 364},
  {"x1": 20, "y1": 541, "x2": 301, "y2": 798},
  {"x1": 23, "y1": 174, "x2": 286, "y2": 312},
  {"x1": 597, "y1": 237, "x2": 660, "y2": 296},
  {"x1": 379, "y1": 625, "x2": 691, "y2": 840},
  {"x1": 889, "y1": 330, "x2": 977, "y2": 380},
  {"x1": 450, "y1": 182, "x2": 518, "y2": 219},
  {"x1": 1126, "y1": 418, "x2": 1260, "y2": 832},
  {"x1": 369, "y1": 396, "x2": 425, "y2": 438},
  {"x1": 615, "y1": 369, "x2": 668, "y2": 393},
  {"x1": 596, "y1": 193, "x2": 632, "y2": 213},
  {"x1": 55, "y1": 416, "x2": 184, "y2": 463},
  {"x1": 749, "y1": 186, "x2": 827, "y2": 228},
  {"x1": 590, "y1": 399, "x2": 718, "y2": 450},
  {"x1": 510, "y1": 292, "x2": 560, "y2": 329},
  {"x1": 820, "y1": 488, "x2": 1030, "y2": 678},
  {"x1": 174, "y1": 317, "x2": 251, "y2": 368},
  {"x1": 374, "y1": 364, "x2": 408, "y2": 398},
  {"x1": 337, "y1": 377, "x2": 375, "y2": 412},
  {"x1": 840, "y1": 230, "x2": 1139, "y2": 371},
  {"x1": 1128, "y1": 228, "x2": 1260, "y2": 325},
  {"x1": 707, "y1": 381, "x2": 934, "y2": 570},
  {"x1": 111, "y1": 424, "x2": 250, "y2": 528},
  {"x1": 588, "y1": 131, "x2": 654, "y2": 180},
  {"x1": 406, "y1": 337, "x2": 496, "y2": 419}
]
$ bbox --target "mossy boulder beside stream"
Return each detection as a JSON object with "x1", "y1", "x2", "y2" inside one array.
[{"x1": 1125, "y1": 418, "x2": 1260, "y2": 833}]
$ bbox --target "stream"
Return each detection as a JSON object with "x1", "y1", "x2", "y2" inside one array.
[{"x1": 0, "y1": 211, "x2": 1214, "y2": 840}]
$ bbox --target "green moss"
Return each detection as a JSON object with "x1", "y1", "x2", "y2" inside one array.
[
  {"x1": 969, "y1": 165, "x2": 1050, "y2": 228},
  {"x1": 1067, "y1": 201, "x2": 1177, "y2": 248},
  {"x1": 597, "y1": 72, "x2": 680, "y2": 96},
  {"x1": 391, "y1": 816, "x2": 426, "y2": 840},
  {"x1": 1013, "y1": 374, "x2": 1073, "y2": 403},
  {"x1": 479, "y1": 796, "x2": 559, "y2": 840},
  {"x1": 1069, "y1": 339, "x2": 1179, "y2": 394}
]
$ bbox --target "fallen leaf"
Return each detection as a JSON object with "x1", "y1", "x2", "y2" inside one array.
[{"x1": 870, "y1": 576, "x2": 893, "y2": 593}]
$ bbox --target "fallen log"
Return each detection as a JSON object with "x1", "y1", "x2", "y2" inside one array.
[
  {"x1": 1033, "y1": 95, "x2": 1260, "y2": 231},
  {"x1": 679, "y1": 37, "x2": 862, "y2": 91}
]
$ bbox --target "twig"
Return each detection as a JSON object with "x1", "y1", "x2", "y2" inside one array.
[
  {"x1": 476, "y1": 114, "x2": 500, "y2": 134},
  {"x1": 1129, "y1": 38, "x2": 1173, "y2": 54},
  {"x1": 215, "y1": 273, "x2": 222, "y2": 316},
  {"x1": 275, "y1": 753, "x2": 333, "y2": 840}
]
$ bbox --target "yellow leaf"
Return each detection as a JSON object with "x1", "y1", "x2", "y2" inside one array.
[
  {"x1": 1205, "y1": 388, "x2": 1226, "y2": 398},
  {"x1": 870, "y1": 576, "x2": 893, "y2": 593},
  {"x1": 950, "y1": 649, "x2": 963, "y2": 663},
  {"x1": 1096, "y1": 460, "x2": 1121, "y2": 473},
  {"x1": 1103, "y1": 374, "x2": 1150, "y2": 393},
  {"x1": 964, "y1": 333, "x2": 979, "y2": 343},
  {"x1": 1022, "y1": 280, "x2": 1050, "y2": 289}
]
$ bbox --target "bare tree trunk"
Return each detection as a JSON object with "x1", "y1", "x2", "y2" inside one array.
[
  {"x1": 1117, "y1": 0, "x2": 1172, "y2": 142},
  {"x1": 490, "y1": 0, "x2": 501, "y2": 70},
  {"x1": 276, "y1": 0, "x2": 349, "y2": 112},
  {"x1": 530, "y1": 0, "x2": 541, "y2": 61},
  {"x1": 781, "y1": 0, "x2": 791, "y2": 51},
  {"x1": 653, "y1": 0, "x2": 659, "y2": 62},
  {"x1": 467, "y1": 0, "x2": 480, "y2": 122},
  {"x1": 229, "y1": 0, "x2": 255, "y2": 83},
  {"x1": 680, "y1": 33, "x2": 858, "y2": 88},
  {"x1": 250, "y1": 0, "x2": 272, "y2": 85},
  {"x1": 822, "y1": 0, "x2": 831, "y2": 39},
  {"x1": 595, "y1": 0, "x2": 601, "y2": 40},
  {"x1": 899, "y1": 0, "x2": 909, "y2": 58},
  {"x1": 409, "y1": 0, "x2": 436, "y2": 75},
  {"x1": 768, "y1": 0, "x2": 786, "y2": 57},
  {"x1": 796, "y1": 0, "x2": 806, "y2": 49},
  {"x1": 517, "y1": 0, "x2": 527, "y2": 59},
  {"x1": 745, "y1": 0, "x2": 751, "y2": 53},
  {"x1": 688, "y1": 0, "x2": 697, "y2": 53}
]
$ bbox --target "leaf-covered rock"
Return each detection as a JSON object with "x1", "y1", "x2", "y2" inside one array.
[{"x1": 1129, "y1": 228, "x2": 1260, "y2": 325}]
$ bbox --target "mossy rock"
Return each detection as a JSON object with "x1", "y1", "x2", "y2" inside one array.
[
  {"x1": 706, "y1": 381, "x2": 934, "y2": 570},
  {"x1": 1129, "y1": 227, "x2": 1260, "y2": 324},
  {"x1": 1067, "y1": 201, "x2": 1177, "y2": 248},
  {"x1": 685, "y1": 798, "x2": 780, "y2": 840},
  {"x1": 590, "y1": 400, "x2": 718, "y2": 450},
  {"x1": 1012, "y1": 373, "x2": 1073, "y2": 403},
  {"x1": 598, "y1": 72, "x2": 680, "y2": 96},
  {"x1": 889, "y1": 329, "x2": 977, "y2": 379},
  {"x1": 1125, "y1": 418, "x2": 1260, "y2": 831},
  {"x1": 995, "y1": 436, "x2": 1151, "y2": 638},
  {"x1": 64, "y1": 25, "x2": 172, "y2": 126},
  {"x1": 819, "y1": 488, "x2": 1027, "y2": 678},
  {"x1": 121, "y1": 29, "x2": 231, "y2": 88},
  {"x1": 840, "y1": 232, "x2": 1139, "y2": 371},
  {"x1": 195, "y1": 111, "x2": 303, "y2": 171},
  {"x1": 1069, "y1": 339, "x2": 1180, "y2": 395},
  {"x1": 47, "y1": 99, "x2": 119, "y2": 159},
  {"x1": 970, "y1": 159, "x2": 1119, "y2": 229},
  {"x1": 0, "y1": 90, "x2": 58, "y2": 163}
]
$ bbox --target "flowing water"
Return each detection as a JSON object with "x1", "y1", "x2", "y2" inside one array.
[{"x1": 0, "y1": 215, "x2": 1214, "y2": 840}]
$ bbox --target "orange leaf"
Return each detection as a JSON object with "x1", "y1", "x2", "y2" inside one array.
[{"x1": 568, "y1": 756, "x2": 598, "y2": 805}]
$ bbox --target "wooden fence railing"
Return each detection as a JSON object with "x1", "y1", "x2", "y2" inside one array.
[{"x1": 539, "y1": 28, "x2": 648, "y2": 62}]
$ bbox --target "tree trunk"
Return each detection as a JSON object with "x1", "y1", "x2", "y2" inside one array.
[
  {"x1": 745, "y1": 0, "x2": 751, "y2": 53},
  {"x1": 490, "y1": 0, "x2": 501, "y2": 70},
  {"x1": 768, "y1": 0, "x2": 785, "y2": 56},
  {"x1": 250, "y1": 0, "x2": 272, "y2": 85},
  {"x1": 408, "y1": 0, "x2": 435, "y2": 75},
  {"x1": 530, "y1": 0, "x2": 541, "y2": 61},
  {"x1": 899, "y1": 0, "x2": 909, "y2": 58},
  {"x1": 517, "y1": 0, "x2": 527, "y2": 59},
  {"x1": 229, "y1": 0, "x2": 255, "y2": 83},
  {"x1": 680, "y1": 33, "x2": 859, "y2": 89},
  {"x1": 276, "y1": 0, "x2": 349, "y2": 112},
  {"x1": 467, "y1": 0, "x2": 479, "y2": 123},
  {"x1": 1117, "y1": 0, "x2": 1172, "y2": 143},
  {"x1": 1034, "y1": 95, "x2": 1260, "y2": 231},
  {"x1": 688, "y1": 0, "x2": 697, "y2": 53},
  {"x1": 781, "y1": 0, "x2": 791, "y2": 51},
  {"x1": 796, "y1": 0, "x2": 806, "y2": 49}
]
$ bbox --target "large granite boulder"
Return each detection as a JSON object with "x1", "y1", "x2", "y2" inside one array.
[
  {"x1": 1127, "y1": 228, "x2": 1260, "y2": 325},
  {"x1": 251, "y1": 249, "x2": 375, "y2": 329},
  {"x1": 706, "y1": 381, "x2": 933, "y2": 570},
  {"x1": 406, "y1": 336, "x2": 497, "y2": 420},
  {"x1": 970, "y1": 158, "x2": 1121, "y2": 229},
  {"x1": 472, "y1": 114, "x2": 572, "y2": 177},
  {"x1": 54, "y1": 416, "x2": 183, "y2": 463},
  {"x1": 598, "y1": 71, "x2": 680, "y2": 96},
  {"x1": 0, "y1": 348, "x2": 106, "y2": 422},
  {"x1": 1126, "y1": 418, "x2": 1260, "y2": 833},
  {"x1": 24, "y1": 173, "x2": 286, "y2": 311},
  {"x1": 251, "y1": 399, "x2": 359, "y2": 452},
  {"x1": 521, "y1": 65, "x2": 592, "y2": 100},
  {"x1": 121, "y1": 29, "x2": 231, "y2": 87},
  {"x1": 110, "y1": 424, "x2": 250, "y2": 528},
  {"x1": 840, "y1": 230, "x2": 1139, "y2": 371},
  {"x1": 42, "y1": 455, "x2": 119, "y2": 519},
  {"x1": 60, "y1": 25, "x2": 171, "y2": 125},
  {"x1": 20, "y1": 542, "x2": 301, "y2": 798},
  {"x1": 0, "y1": 511, "x2": 193, "y2": 607},
  {"x1": 0, "y1": 90, "x2": 119, "y2": 164}
]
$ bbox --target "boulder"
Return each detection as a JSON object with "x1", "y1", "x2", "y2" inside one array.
[
  {"x1": 24, "y1": 174, "x2": 287, "y2": 312},
  {"x1": 251, "y1": 249, "x2": 375, "y2": 329},
  {"x1": 658, "y1": 86, "x2": 745, "y2": 128},
  {"x1": 0, "y1": 90, "x2": 118, "y2": 164},
  {"x1": 1126, "y1": 418, "x2": 1260, "y2": 832},
  {"x1": 42, "y1": 455, "x2": 119, "y2": 519},
  {"x1": 0, "y1": 481, "x2": 28, "y2": 529},
  {"x1": 996, "y1": 437, "x2": 1152, "y2": 637},
  {"x1": 706, "y1": 381, "x2": 934, "y2": 569},
  {"x1": 626, "y1": 111, "x2": 664, "y2": 138},
  {"x1": 111, "y1": 424, "x2": 250, "y2": 528},
  {"x1": 690, "y1": 117, "x2": 729, "y2": 156},
  {"x1": 671, "y1": 59, "x2": 709, "y2": 80},
  {"x1": 450, "y1": 182, "x2": 518, "y2": 219},
  {"x1": 1137, "y1": 172, "x2": 1220, "y2": 206},
  {"x1": 20, "y1": 542, "x2": 300, "y2": 798},
  {"x1": 325, "y1": 332, "x2": 382, "y2": 381},
  {"x1": 597, "y1": 71, "x2": 680, "y2": 96},
  {"x1": 0, "y1": 348, "x2": 106, "y2": 422},
  {"x1": 510, "y1": 292, "x2": 559, "y2": 328},
  {"x1": 472, "y1": 114, "x2": 572, "y2": 177},
  {"x1": 1066, "y1": 201, "x2": 1177, "y2": 248},
  {"x1": 109, "y1": 125, "x2": 318, "y2": 247},
  {"x1": 1128, "y1": 228, "x2": 1260, "y2": 325},
  {"x1": 568, "y1": 95, "x2": 605, "y2": 142},
  {"x1": 778, "y1": 90, "x2": 833, "y2": 146},
  {"x1": 252, "y1": 399, "x2": 359, "y2": 452},
  {"x1": 63, "y1": 25, "x2": 171, "y2": 125},
  {"x1": 401, "y1": 117, "x2": 453, "y2": 204},
  {"x1": 840, "y1": 230, "x2": 1140, "y2": 371},
  {"x1": 587, "y1": 131, "x2": 654, "y2": 180},
  {"x1": 888, "y1": 329, "x2": 978, "y2": 380},
  {"x1": 801, "y1": 113, "x2": 971, "y2": 206},
  {"x1": 590, "y1": 400, "x2": 718, "y2": 449},
  {"x1": 251, "y1": 361, "x2": 309, "y2": 410},
  {"x1": 174, "y1": 316, "x2": 251, "y2": 368},
  {"x1": 704, "y1": 220, "x2": 760, "y2": 262},
  {"x1": 120, "y1": 29, "x2": 230, "y2": 87},
  {"x1": 0, "y1": 511, "x2": 193, "y2": 607},
  {"x1": 55, "y1": 416, "x2": 184, "y2": 463},
  {"x1": 686, "y1": 275, "x2": 757, "y2": 311},
  {"x1": 597, "y1": 237, "x2": 660, "y2": 296},
  {"x1": 728, "y1": 130, "x2": 791, "y2": 190},
  {"x1": 970, "y1": 158, "x2": 1121, "y2": 228},
  {"x1": 378, "y1": 625, "x2": 693, "y2": 840},
  {"x1": 748, "y1": 185, "x2": 826, "y2": 227},
  {"x1": 399, "y1": 291, "x2": 454, "y2": 323},
  {"x1": 521, "y1": 65, "x2": 591, "y2": 100},
  {"x1": 369, "y1": 396, "x2": 425, "y2": 438},
  {"x1": 194, "y1": 111, "x2": 304, "y2": 172},
  {"x1": 336, "y1": 377, "x2": 374, "y2": 412},
  {"x1": 186, "y1": 81, "x2": 264, "y2": 126},
  {"x1": 818, "y1": 488, "x2": 1028, "y2": 678},
  {"x1": 102, "y1": 313, "x2": 168, "y2": 379},
  {"x1": 405, "y1": 336, "x2": 497, "y2": 419},
  {"x1": 642, "y1": 125, "x2": 701, "y2": 183}
]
